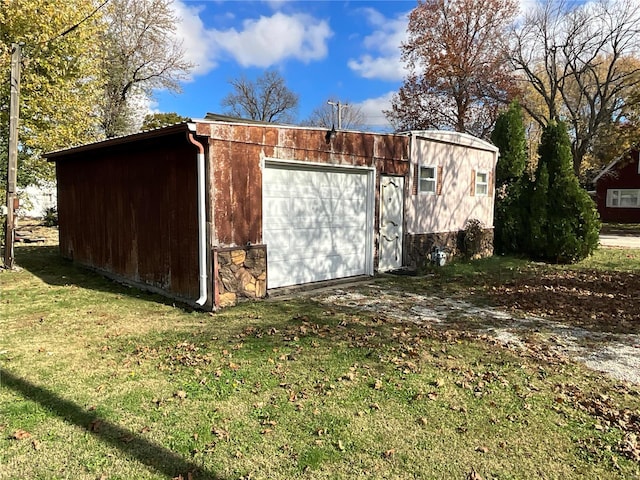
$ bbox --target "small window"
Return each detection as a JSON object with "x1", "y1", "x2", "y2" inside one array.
[
  {"x1": 419, "y1": 166, "x2": 437, "y2": 194},
  {"x1": 607, "y1": 189, "x2": 640, "y2": 208},
  {"x1": 475, "y1": 171, "x2": 489, "y2": 196}
]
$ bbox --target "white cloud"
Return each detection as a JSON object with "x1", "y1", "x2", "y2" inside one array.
[
  {"x1": 348, "y1": 8, "x2": 409, "y2": 82},
  {"x1": 172, "y1": 1, "x2": 219, "y2": 76},
  {"x1": 348, "y1": 55, "x2": 403, "y2": 81},
  {"x1": 171, "y1": 3, "x2": 332, "y2": 73},
  {"x1": 354, "y1": 91, "x2": 396, "y2": 130},
  {"x1": 211, "y1": 12, "x2": 332, "y2": 67}
]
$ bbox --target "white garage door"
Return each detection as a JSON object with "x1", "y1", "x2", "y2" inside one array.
[{"x1": 263, "y1": 161, "x2": 374, "y2": 289}]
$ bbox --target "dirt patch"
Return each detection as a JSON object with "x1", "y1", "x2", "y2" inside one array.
[
  {"x1": 15, "y1": 217, "x2": 59, "y2": 246},
  {"x1": 313, "y1": 285, "x2": 640, "y2": 385}
]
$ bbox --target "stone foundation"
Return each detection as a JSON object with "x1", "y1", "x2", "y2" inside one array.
[
  {"x1": 216, "y1": 245, "x2": 267, "y2": 307},
  {"x1": 404, "y1": 228, "x2": 494, "y2": 270}
]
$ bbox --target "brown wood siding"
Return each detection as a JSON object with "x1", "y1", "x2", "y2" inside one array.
[{"x1": 55, "y1": 133, "x2": 200, "y2": 300}]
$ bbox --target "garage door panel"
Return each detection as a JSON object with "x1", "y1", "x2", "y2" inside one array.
[
  {"x1": 267, "y1": 254, "x2": 366, "y2": 288},
  {"x1": 263, "y1": 164, "x2": 372, "y2": 288}
]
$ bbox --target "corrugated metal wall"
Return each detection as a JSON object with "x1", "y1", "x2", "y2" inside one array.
[{"x1": 55, "y1": 133, "x2": 200, "y2": 300}]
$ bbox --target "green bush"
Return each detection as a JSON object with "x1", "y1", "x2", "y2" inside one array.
[
  {"x1": 462, "y1": 218, "x2": 486, "y2": 258},
  {"x1": 42, "y1": 206, "x2": 58, "y2": 227}
]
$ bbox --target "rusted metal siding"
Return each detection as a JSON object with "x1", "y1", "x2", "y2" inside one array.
[
  {"x1": 199, "y1": 122, "x2": 410, "y2": 248},
  {"x1": 55, "y1": 133, "x2": 201, "y2": 300}
]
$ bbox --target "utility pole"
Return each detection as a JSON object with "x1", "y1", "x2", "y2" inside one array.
[
  {"x1": 327, "y1": 100, "x2": 348, "y2": 129},
  {"x1": 4, "y1": 43, "x2": 22, "y2": 269}
]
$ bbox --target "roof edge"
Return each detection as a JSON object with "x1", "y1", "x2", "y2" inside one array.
[
  {"x1": 592, "y1": 146, "x2": 638, "y2": 183},
  {"x1": 407, "y1": 129, "x2": 499, "y2": 153},
  {"x1": 45, "y1": 122, "x2": 195, "y2": 160}
]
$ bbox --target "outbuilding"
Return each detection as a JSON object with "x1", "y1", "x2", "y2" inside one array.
[
  {"x1": 46, "y1": 118, "x2": 498, "y2": 309},
  {"x1": 592, "y1": 147, "x2": 640, "y2": 223}
]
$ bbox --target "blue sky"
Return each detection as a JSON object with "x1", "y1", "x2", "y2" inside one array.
[{"x1": 154, "y1": 0, "x2": 419, "y2": 131}]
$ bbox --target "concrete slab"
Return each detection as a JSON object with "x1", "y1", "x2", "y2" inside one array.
[{"x1": 599, "y1": 234, "x2": 640, "y2": 249}]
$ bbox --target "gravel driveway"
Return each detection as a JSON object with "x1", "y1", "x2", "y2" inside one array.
[{"x1": 313, "y1": 285, "x2": 640, "y2": 385}]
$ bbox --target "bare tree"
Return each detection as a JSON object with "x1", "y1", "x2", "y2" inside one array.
[
  {"x1": 385, "y1": 0, "x2": 519, "y2": 138},
  {"x1": 99, "y1": 0, "x2": 193, "y2": 137},
  {"x1": 221, "y1": 70, "x2": 298, "y2": 124},
  {"x1": 510, "y1": 0, "x2": 640, "y2": 174},
  {"x1": 302, "y1": 99, "x2": 365, "y2": 130}
]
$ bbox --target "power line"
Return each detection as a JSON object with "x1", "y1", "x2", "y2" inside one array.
[{"x1": 41, "y1": 0, "x2": 111, "y2": 45}]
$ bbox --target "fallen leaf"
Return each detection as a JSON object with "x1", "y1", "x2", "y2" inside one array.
[
  {"x1": 475, "y1": 446, "x2": 489, "y2": 454},
  {"x1": 31, "y1": 439, "x2": 41, "y2": 450},
  {"x1": 383, "y1": 448, "x2": 395, "y2": 458},
  {"x1": 467, "y1": 468, "x2": 484, "y2": 480},
  {"x1": 211, "y1": 427, "x2": 230, "y2": 441},
  {"x1": 174, "y1": 390, "x2": 187, "y2": 399},
  {"x1": 11, "y1": 429, "x2": 31, "y2": 440},
  {"x1": 337, "y1": 440, "x2": 345, "y2": 451},
  {"x1": 89, "y1": 420, "x2": 102, "y2": 433}
]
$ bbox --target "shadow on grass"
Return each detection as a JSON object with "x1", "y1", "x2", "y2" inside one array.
[
  {"x1": 14, "y1": 245, "x2": 192, "y2": 311},
  {"x1": 0, "y1": 368, "x2": 222, "y2": 480}
]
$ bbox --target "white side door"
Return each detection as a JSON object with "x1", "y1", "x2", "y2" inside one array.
[{"x1": 378, "y1": 176, "x2": 404, "y2": 272}]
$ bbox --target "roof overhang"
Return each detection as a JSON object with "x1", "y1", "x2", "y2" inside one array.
[
  {"x1": 592, "y1": 147, "x2": 639, "y2": 183},
  {"x1": 406, "y1": 129, "x2": 499, "y2": 154},
  {"x1": 45, "y1": 122, "x2": 197, "y2": 160}
]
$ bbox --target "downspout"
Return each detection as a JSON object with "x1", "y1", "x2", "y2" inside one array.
[{"x1": 187, "y1": 129, "x2": 208, "y2": 306}]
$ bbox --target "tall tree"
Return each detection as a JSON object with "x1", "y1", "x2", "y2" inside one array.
[
  {"x1": 302, "y1": 99, "x2": 364, "y2": 130},
  {"x1": 0, "y1": 0, "x2": 104, "y2": 187},
  {"x1": 385, "y1": 0, "x2": 519, "y2": 138},
  {"x1": 491, "y1": 101, "x2": 528, "y2": 254},
  {"x1": 99, "y1": 0, "x2": 193, "y2": 137},
  {"x1": 526, "y1": 121, "x2": 600, "y2": 263},
  {"x1": 509, "y1": 0, "x2": 640, "y2": 175},
  {"x1": 492, "y1": 101, "x2": 527, "y2": 188},
  {"x1": 221, "y1": 70, "x2": 299, "y2": 123}
]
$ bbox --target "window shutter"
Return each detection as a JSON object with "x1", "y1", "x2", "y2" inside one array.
[
  {"x1": 470, "y1": 169, "x2": 476, "y2": 196},
  {"x1": 488, "y1": 169, "x2": 494, "y2": 197},
  {"x1": 437, "y1": 166, "x2": 443, "y2": 195},
  {"x1": 412, "y1": 164, "x2": 419, "y2": 195}
]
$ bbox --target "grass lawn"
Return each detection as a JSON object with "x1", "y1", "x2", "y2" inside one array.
[{"x1": 1, "y1": 243, "x2": 639, "y2": 479}]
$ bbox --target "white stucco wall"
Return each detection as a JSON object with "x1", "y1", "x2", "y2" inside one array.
[{"x1": 405, "y1": 131, "x2": 499, "y2": 235}]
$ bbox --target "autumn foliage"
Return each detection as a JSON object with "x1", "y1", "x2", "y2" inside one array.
[{"x1": 386, "y1": 0, "x2": 519, "y2": 137}]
